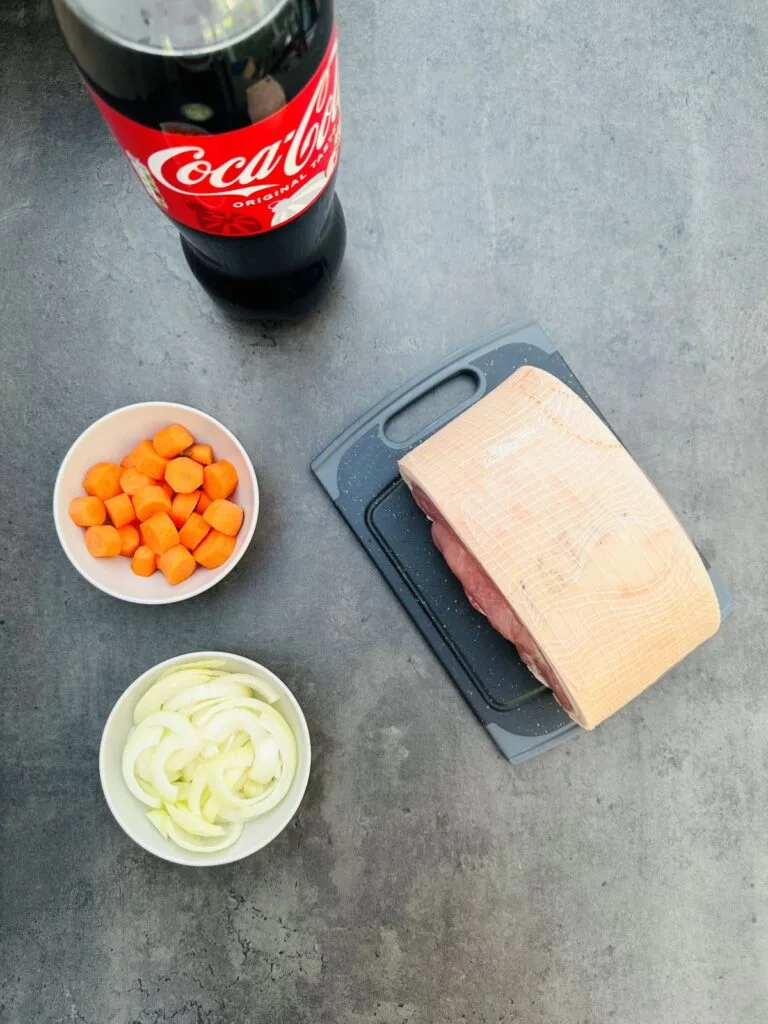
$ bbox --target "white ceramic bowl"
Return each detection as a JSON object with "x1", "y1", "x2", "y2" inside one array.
[
  {"x1": 99, "y1": 651, "x2": 311, "y2": 866},
  {"x1": 53, "y1": 402, "x2": 258, "y2": 604}
]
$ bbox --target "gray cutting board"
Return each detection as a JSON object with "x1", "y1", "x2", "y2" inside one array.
[{"x1": 312, "y1": 319, "x2": 733, "y2": 762}]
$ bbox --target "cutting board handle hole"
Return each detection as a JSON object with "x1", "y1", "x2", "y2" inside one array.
[{"x1": 384, "y1": 370, "x2": 481, "y2": 444}]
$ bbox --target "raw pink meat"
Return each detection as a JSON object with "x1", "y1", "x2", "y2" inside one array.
[{"x1": 411, "y1": 484, "x2": 574, "y2": 713}]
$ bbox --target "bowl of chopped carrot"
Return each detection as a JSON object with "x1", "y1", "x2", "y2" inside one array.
[{"x1": 53, "y1": 403, "x2": 258, "y2": 603}]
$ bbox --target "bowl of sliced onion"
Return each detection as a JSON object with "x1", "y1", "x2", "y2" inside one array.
[{"x1": 100, "y1": 651, "x2": 311, "y2": 866}]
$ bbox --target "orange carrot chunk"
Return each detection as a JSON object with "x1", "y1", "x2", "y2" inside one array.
[
  {"x1": 194, "y1": 529, "x2": 236, "y2": 569},
  {"x1": 179, "y1": 512, "x2": 211, "y2": 551},
  {"x1": 160, "y1": 480, "x2": 174, "y2": 501},
  {"x1": 185, "y1": 443, "x2": 214, "y2": 466},
  {"x1": 165, "y1": 457, "x2": 204, "y2": 494},
  {"x1": 131, "y1": 440, "x2": 169, "y2": 480},
  {"x1": 118, "y1": 524, "x2": 141, "y2": 557},
  {"x1": 85, "y1": 525, "x2": 121, "y2": 558},
  {"x1": 131, "y1": 545, "x2": 157, "y2": 577},
  {"x1": 68, "y1": 496, "x2": 107, "y2": 528},
  {"x1": 153, "y1": 423, "x2": 195, "y2": 460},
  {"x1": 140, "y1": 512, "x2": 180, "y2": 555},
  {"x1": 158, "y1": 544, "x2": 197, "y2": 585},
  {"x1": 170, "y1": 491, "x2": 200, "y2": 528},
  {"x1": 202, "y1": 498, "x2": 244, "y2": 537},
  {"x1": 196, "y1": 491, "x2": 212, "y2": 515},
  {"x1": 133, "y1": 484, "x2": 172, "y2": 522},
  {"x1": 203, "y1": 460, "x2": 238, "y2": 500},
  {"x1": 83, "y1": 462, "x2": 123, "y2": 501},
  {"x1": 122, "y1": 453, "x2": 135, "y2": 470},
  {"x1": 120, "y1": 466, "x2": 151, "y2": 496},
  {"x1": 104, "y1": 492, "x2": 136, "y2": 529}
]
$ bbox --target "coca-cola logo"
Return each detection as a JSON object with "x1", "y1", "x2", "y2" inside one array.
[
  {"x1": 146, "y1": 41, "x2": 339, "y2": 199},
  {"x1": 88, "y1": 30, "x2": 341, "y2": 236}
]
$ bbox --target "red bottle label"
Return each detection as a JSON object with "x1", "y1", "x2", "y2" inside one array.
[{"x1": 88, "y1": 31, "x2": 341, "y2": 236}]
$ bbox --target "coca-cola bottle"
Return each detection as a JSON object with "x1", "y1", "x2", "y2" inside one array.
[{"x1": 53, "y1": 0, "x2": 346, "y2": 320}]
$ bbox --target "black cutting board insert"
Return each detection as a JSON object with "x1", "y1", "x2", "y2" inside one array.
[{"x1": 312, "y1": 320, "x2": 733, "y2": 762}]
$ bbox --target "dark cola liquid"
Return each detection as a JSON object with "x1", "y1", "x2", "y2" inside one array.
[{"x1": 54, "y1": 0, "x2": 345, "y2": 319}]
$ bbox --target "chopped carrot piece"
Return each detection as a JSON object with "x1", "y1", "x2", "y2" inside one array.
[
  {"x1": 83, "y1": 462, "x2": 123, "y2": 501},
  {"x1": 158, "y1": 544, "x2": 197, "y2": 585},
  {"x1": 122, "y1": 453, "x2": 135, "y2": 470},
  {"x1": 120, "y1": 466, "x2": 151, "y2": 496},
  {"x1": 131, "y1": 440, "x2": 168, "y2": 480},
  {"x1": 179, "y1": 512, "x2": 210, "y2": 551},
  {"x1": 118, "y1": 524, "x2": 141, "y2": 557},
  {"x1": 185, "y1": 443, "x2": 214, "y2": 466},
  {"x1": 160, "y1": 480, "x2": 174, "y2": 501},
  {"x1": 170, "y1": 491, "x2": 200, "y2": 528},
  {"x1": 104, "y1": 492, "x2": 136, "y2": 529},
  {"x1": 202, "y1": 499, "x2": 244, "y2": 537},
  {"x1": 203, "y1": 460, "x2": 238, "y2": 500},
  {"x1": 165, "y1": 457, "x2": 204, "y2": 494},
  {"x1": 196, "y1": 491, "x2": 212, "y2": 514},
  {"x1": 84, "y1": 525, "x2": 121, "y2": 558},
  {"x1": 68, "y1": 496, "x2": 106, "y2": 528},
  {"x1": 131, "y1": 545, "x2": 157, "y2": 577},
  {"x1": 140, "y1": 512, "x2": 180, "y2": 555},
  {"x1": 132, "y1": 484, "x2": 172, "y2": 522},
  {"x1": 194, "y1": 529, "x2": 236, "y2": 569},
  {"x1": 153, "y1": 423, "x2": 195, "y2": 459}
]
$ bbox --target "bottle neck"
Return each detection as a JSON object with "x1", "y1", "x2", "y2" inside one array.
[
  {"x1": 54, "y1": 0, "x2": 293, "y2": 57},
  {"x1": 54, "y1": 0, "x2": 333, "y2": 135}
]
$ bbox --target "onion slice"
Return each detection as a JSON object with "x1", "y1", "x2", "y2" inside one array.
[
  {"x1": 215, "y1": 672, "x2": 282, "y2": 704},
  {"x1": 165, "y1": 802, "x2": 226, "y2": 838},
  {"x1": 133, "y1": 670, "x2": 222, "y2": 723},
  {"x1": 138, "y1": 711, "x2": 201, "y2": 750},
  {"x1": 147, "y1": 809, "x2": 170, "y2": 839},
  {"x1": 163, "y1": 681, "x2": 252, "y2": 713},
  {"x1": 166, "y1": 819, "x2": 243, "y2": 853},
  {"x1": 122, "y1": 725, "x2": 163, "y2": 807},
  {"x1": 201, "y1": 795, "x2": 220, "y2": 823}
]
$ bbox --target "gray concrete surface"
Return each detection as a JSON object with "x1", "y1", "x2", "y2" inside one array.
[{"x1": 1, "y1": 0, "x2": 767, "y2": 1021}]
